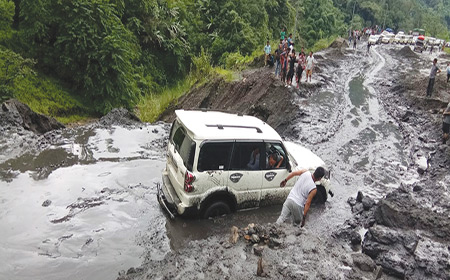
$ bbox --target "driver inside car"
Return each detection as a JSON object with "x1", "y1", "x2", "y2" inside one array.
[{"x1": 267, "y1": 152, "x2": 284, "y2": 169}]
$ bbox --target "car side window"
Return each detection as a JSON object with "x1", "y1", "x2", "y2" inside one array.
[
  {"x1": 265, "y1": 142, "x2": 287, "y2": 170},
  {"x1": 230, "y1": 142, "x2": 263, "y2": 171},
  {"x1": 172, "y1": 126, "x2": 185, "y2": 151},
  {"x1": 198, "y1": 142, "x2": 233, "y2": 172}
]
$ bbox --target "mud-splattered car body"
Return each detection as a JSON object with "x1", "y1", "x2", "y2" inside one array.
[{"x1": 157, "y1": 109, "x2": 330, "y2": 218}]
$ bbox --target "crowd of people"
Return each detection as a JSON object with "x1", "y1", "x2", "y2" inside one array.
[{"x1": 264, "y1": 28, "x2": 316, "y2": 87}]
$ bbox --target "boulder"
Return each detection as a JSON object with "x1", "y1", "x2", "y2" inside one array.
[{"x1": 351, "y1": 253, "x2": 376, "y2": 272}]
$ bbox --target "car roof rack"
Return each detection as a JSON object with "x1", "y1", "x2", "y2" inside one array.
[
  {"x1": 183, "y1": 108, "x2": 244, "y2": 117},
  {"x1": 205, "y1": 124, "x2": 262, "y2": 133}
]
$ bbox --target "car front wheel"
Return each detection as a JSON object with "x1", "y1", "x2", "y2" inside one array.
[{"x1": 202, "y1": 201, "x2": 231, "y2": 218}]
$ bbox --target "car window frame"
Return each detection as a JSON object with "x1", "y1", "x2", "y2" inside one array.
[
  {"x1": 229, "y1": 140, "x2": 264, "y2": 171},
  {"x1": 263, "y1": 140, "x2": 289, "y2": 170}
]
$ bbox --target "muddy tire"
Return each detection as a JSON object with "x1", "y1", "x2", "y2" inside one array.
[{"x1": 202, "y1": 201, "x2": 231, "y2": 218}]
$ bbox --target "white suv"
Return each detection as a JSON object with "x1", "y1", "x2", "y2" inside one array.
[{"x1": 157, "y1": 110, "x2": 331, "y2": 218}]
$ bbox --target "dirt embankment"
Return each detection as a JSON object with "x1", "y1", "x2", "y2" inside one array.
[
  {"x1": 1, "y1": 99, "x2": 65, "y2": 134},
  {"x1": 157, "y1": 49, "x2": 344, "y2": 135}
]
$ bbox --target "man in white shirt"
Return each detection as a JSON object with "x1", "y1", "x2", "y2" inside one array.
[
  {"x1": 305, "y1": 51, "x2": 315, "y2": 82},
  {"x1": 276, "y1": 167, "x2": 325, "y2": 227}
]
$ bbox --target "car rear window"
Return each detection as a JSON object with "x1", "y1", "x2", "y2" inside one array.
[
  {"x1": 198, "y1": 142, "x2": 233, "y2": 171},
  {"x1": 171, "y1": 125, "x2": 195, "y2": 171}
]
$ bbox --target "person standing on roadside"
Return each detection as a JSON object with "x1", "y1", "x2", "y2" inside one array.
[
  {"x1": 274, "y1": 50, "x2": 281, "y2": 77},
  {"x1": 264, "y1": 41, "x2": 271, "y2": 66},
  {"x1": 280, "y1": 49, "x2": 288, "y2": 84},
  {"x1": 280, "y1": 27, "x2": 286, "y2": 40},
  {"x1": 446, "y1": 62, "x2": 450, "y2": 83},
  {"x1": 426, "y1": 58, "x2": 441, "y2": 97},
  {"x1": 287, "y1": 50, "x2": 296, "y2": 87},
  {"x1": 443, "y1": 102, "x2": 450, "y2": 144},
  {"x1": 276, "y1": 167, "x2": 326, "y2": 226},
  {"x1": 305, "y1": 51, "x2": 315, "y2": 82},
  {"x1": 296, "y1": 50, "x2": 306, "y2": 88}
]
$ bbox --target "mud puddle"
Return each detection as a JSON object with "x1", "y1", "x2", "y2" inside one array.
[{"x1": 0, "y1": 124, "x2": 170, "y2": 280}]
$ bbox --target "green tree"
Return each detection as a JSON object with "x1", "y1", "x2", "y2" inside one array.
[{"x1": 19, "y1": 0, "x2": 140, "y2": 113}]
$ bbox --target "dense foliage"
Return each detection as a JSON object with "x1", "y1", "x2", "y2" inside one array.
[{"x1": 0, "y1": 0, "x2": 449, "y2": 117}]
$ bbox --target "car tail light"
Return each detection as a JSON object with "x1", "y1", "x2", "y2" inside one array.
[{"x1": 184, "y1": 171, "x2": 195, "y2": 192}]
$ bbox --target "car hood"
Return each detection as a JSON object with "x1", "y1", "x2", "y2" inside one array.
[{"x1": 284, "y1": 141, "x2": 325, "y2": 170}]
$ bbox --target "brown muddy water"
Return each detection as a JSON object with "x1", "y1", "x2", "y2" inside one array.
[{"x1": 1, "y1": 44, "x2": 443, "y2": 279}]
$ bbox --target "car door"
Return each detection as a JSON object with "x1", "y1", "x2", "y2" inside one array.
[
  {"x1": 228, "y1": 141, "x2": 264, "y2": 209},
  {"x1": 260, "y1": 141, "x2": 291, "y2": 206},
  {"x1": 195, "y1": 141, "x2": 233, "y2": 196}
]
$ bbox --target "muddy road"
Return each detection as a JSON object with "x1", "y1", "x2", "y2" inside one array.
[{"x1": 1, "y1": 42, "x2": 449, "y2": 280}]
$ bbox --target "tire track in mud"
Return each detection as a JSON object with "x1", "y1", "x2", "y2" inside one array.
[{"x1": 292, "y1": 44, "x2": 408, "y2": 236}]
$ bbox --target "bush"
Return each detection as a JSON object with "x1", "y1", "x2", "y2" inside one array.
[{"x1": 191, "y1": 47, "x2": 213, "y2": 80}]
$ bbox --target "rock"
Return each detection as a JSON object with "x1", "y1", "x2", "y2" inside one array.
[
  {"x1": 333, "y1": 227, "x2": 361, "y2": 246},
  {"x1": 350, "y1": 231, "x2": 362, "y2": 246},
  {"x1": 253, "y1": 245, "x2": 264, "y2": 256},
  {"x1": 347, "y1": 197, "x2": 357, "y2": 207},
  {"x1": 415, "y1": 156, "x2": 428, "y2": 174},
  {"x1": 374, "y1": 190, "x2": 450, "y2": 239},
  {"x1": 42, "y1": 199, "x2": 52, "y2": 207},
  {"x1": 412, "y1": 185, "x2": 422, "y2": 192},
  {"x1": 374, "y1": 265, "x2": 383, "y2": 279},
  {"x1": 361, "y1": 196, "x2": 375, "y2": 211},
  {"x1": 229, "y1": 226, "x2": 239, "y2": 244},
  {"x1": 352, "y1": 203, "x2": 364, "y2": 214},
  {"x1": 351, "y1": 253, "x2": 376, "y2": 272},
  {"x1": 126, "y1": 267, "x2": 137, "y2": 275},
  {"x1": 269, "y1": 238, "x2": 282, "y2": 248},
  {"x1": 251, "y1": 234, "x2": 260, "y2": 243},
  {"x1": 356, "y1": 191, "x2": 364, "y2": 202}
]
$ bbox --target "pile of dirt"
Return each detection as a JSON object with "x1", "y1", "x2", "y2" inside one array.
[
  {"x1": 397, "y1": 46, "x2": 418, "y2": 59},
  {"x1": 1, "y1": 99, "x2": 65, "y2": 134},
  {"x1": 329, "y1": 37, "x2": 348, "y2": 49},
  {"x1": 98, "y1": 108, "x2": 141, "y2": 127}
]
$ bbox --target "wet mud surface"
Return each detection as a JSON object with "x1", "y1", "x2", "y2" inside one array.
[{"x1": 1, "y1": 42, "x2": 450, "y2": 279}]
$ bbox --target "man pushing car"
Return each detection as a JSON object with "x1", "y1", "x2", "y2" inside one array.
[{"x1": 276, "y1": 167, "x2": 326, "y2": 227}]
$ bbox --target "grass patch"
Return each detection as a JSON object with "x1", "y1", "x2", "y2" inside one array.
[
  {"x1": 137, "y1": 66, "x2": 233, "y2": 123},
  {"x1": 1, "y1": 48, "x2": 95, "y2": 124},
  {"x1": 311, "y1": 35, "x2": 338, "y2": 53},
  {"x1": 137, "y1": 75, "x2": 196, "y2": 123}
]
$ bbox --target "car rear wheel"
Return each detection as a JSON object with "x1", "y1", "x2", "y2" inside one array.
[{"x1": 202, "y1": 201, "x2": 231, "y2": 218}]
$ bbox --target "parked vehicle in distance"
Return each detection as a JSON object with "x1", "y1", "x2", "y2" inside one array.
[
  {"x1": 381, "y1": 33, "x2": 395, "y2": 44},
  {"x1": 414, "y1": 35, "x2": 426, "y2": 52},
  {"x1": 399, "y1": 35, "x2": 407, "y2": 44},
  {"x1": 369, "y1": 35, "x2": 380, "y2": 45},
  {"x1": 394, "y1": 34, "x2": 402, "y2": 44},
  {"x1": 412, "y1": 28, "x2": 425, "y2": 36},
  {"x1": 406, "y1": 35, "x2": 414, "y2": 45},
  {"x1": 157, "y1": 110, "x2": 331, "y2": 218}
]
